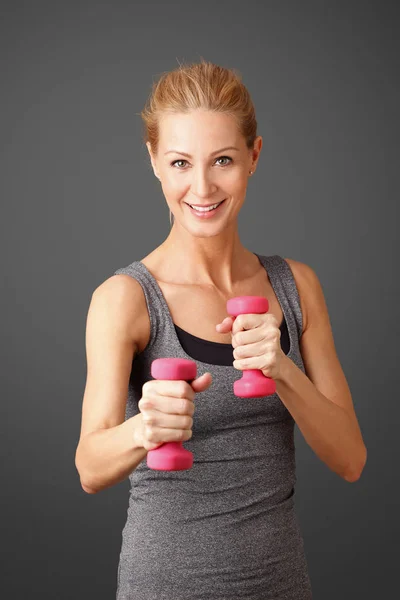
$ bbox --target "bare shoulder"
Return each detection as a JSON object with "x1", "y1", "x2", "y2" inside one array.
[
  {"x1": 283, "y1": 257, "x2": 320, "y2": 333},
  {"x1": 92, "y1": 273, "x2": 150, "y2": 354}
]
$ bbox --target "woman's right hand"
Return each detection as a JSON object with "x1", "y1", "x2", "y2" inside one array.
[{"x1": 137, "y1": 372, "x2": 212, "y2": 451}]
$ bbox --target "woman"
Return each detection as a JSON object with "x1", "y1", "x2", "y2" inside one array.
[{"x1": 75, "y1": 59, "x2": 367, "y2": 599}]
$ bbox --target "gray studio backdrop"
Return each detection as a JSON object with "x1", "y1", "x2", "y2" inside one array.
[{"x1": 1, "y1": 1, "x2": 398, "y2": 599}]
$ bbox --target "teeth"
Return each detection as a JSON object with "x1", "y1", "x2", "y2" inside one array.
[{"x1": 189, "y1": 201, "x2": 222, "y2": 212}]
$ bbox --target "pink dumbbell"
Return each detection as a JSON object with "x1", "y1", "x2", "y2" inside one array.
[
  {"x1": 227, "y1": 296, "x2": 276, "y2": 398},
  {"x1": 147, "y1": 357, "x2": 197, "y2": 471}
]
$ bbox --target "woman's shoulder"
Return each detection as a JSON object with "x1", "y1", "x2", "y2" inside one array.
[
  {"x1": 92, "y1": 272, "x2": 151, "y2": 354},
  {"x1": 96, "y1": 268, "x2": 146, "y2": 299},
  {"x1": 282, "y1": 257, "x2": 318, "y2": 333}
]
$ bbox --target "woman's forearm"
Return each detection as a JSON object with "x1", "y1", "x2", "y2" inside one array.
[
  {"x1": 75, "y1": 413, "x2": 148, "y2": 493},
  {"x1": 275, "y1": 355, "x2": 367, "y2": 482}
]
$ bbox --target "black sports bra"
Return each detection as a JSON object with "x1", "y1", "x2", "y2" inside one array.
[{"x1": 174, "y1": 317, "x2": 289, "y2": 366}]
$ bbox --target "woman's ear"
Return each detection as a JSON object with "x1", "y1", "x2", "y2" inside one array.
[{"x1": 146, "y1": 142, "x2": 160, "y2": 180}]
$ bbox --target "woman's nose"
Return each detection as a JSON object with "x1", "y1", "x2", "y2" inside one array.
[{"x1": 190, "y1": 168, "x2": 217, "y2": 197}]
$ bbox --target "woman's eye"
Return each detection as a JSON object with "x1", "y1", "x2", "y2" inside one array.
[
  {"x1": 171, "y1": 156, "x2": 232, "y2": 169},
  {"x1": 171, "y1": 159, "x2": 188, "y2": 168},
  {"x1": 216, "y1": 156, "x2": 232, "y2": 166}
]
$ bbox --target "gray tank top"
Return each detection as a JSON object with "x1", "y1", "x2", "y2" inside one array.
[{"x1": 113, "y1": 253, "x2": 312, "y2": 599}]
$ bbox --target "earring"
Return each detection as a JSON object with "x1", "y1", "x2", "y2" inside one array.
[{"x1": 249, "y1": 170, "x2": 253, "y2": 175}]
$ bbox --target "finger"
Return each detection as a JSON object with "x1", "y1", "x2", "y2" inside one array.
[
  {"x1": 216, "y1": 316, "x2": 234, "y2": 333},
  {"x1": 190, "y1": 372, "x2": 212, "y2": 393},
  {"x1": 140, "y1": 395, "x2": 194, "y2": 416},
  {"x1": 232, "y1": 326, "x2": 263, "y2": 347},
  {"x1": 232, "y1": 314, "x2": 260, "y2": 336},
  {"x1": 146, "y1": 380, "x2": 195, "y2": 402},
  {"x1": 234, "y1": 340, "x2": 265, "y2": 359}
]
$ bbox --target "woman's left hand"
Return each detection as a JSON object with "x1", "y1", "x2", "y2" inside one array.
[{"x1": 216, "y1": 312, "x2": 286, "y2": 381}]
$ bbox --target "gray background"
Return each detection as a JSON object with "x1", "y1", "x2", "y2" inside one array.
[{"x1": 1, "y1": 1, "x2": 398, "y2": 598}]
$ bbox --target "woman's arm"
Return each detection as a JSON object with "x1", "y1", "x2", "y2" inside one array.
[
  {"x1": 75, "y1": 275, "x2": 150, "y2": 493},
  {"x1": 275, "y1": 259, "x2": 367, "y2": 482},
  {"x1": 77, "y1": 414, "x2": 148, "y2": 493}
]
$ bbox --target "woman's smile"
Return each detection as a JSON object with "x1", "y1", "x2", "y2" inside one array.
[{"x1": 184, "y1": 198, "x2": 227, "y2": 219}]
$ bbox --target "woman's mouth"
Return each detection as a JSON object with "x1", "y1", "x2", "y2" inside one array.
[{"x1": 185, "y1": 199, "x2": 226, "y2": 219}]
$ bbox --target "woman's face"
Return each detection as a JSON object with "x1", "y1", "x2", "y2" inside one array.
[{"x1": 147, "y1": 110, "x2": 261, "y2": 233}]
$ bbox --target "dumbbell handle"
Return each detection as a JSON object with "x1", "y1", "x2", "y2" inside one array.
[
  {"x1": 227, "y1": 295, "x2": 276, "y2": 397},
  {"x1": 146, "y1": 358, "x2": 197, "y2": 471}
]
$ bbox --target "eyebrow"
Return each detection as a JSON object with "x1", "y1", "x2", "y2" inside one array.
[{"x1": 164, "y1": 146, "x2": 240, "y2": 157}]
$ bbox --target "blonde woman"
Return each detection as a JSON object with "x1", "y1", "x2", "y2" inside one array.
[{"x1": 75, "y1": 59, "x2": 366, "y2": 599}]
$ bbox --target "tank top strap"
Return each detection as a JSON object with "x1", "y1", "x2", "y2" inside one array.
[
  {"x1": 113, "y1": 261, "x2": 167, "y2": 354},
  {"x1": 254, "y1": 253, "x2": 304, "y2": 353}
]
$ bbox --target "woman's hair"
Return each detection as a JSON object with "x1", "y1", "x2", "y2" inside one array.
[{"x1": 139, "y1": 57, "x2": 258, "y2": 225}]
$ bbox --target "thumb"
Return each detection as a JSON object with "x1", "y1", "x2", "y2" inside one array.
[
  {"x1": 190, "y1": 372, "x2": 213, "y2": 393},
  {"x1": 215, "y1": 316, "x2": 234, "y2": 333}
]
